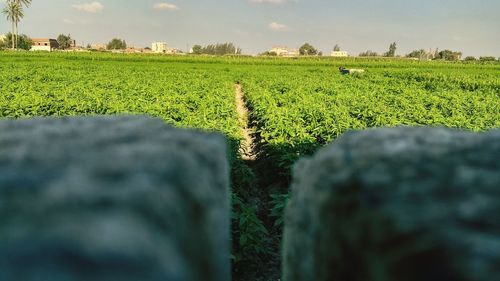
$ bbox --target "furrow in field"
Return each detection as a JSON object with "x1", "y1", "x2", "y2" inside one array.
[{"x1": 235, "y1": 83, "x2": 257, "y2": 161}]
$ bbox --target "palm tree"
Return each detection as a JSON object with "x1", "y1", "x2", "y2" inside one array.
[
  {"x1": 14, "y1": 0, "x2": 32, "y2": 6},
  {"x1": 13, "y1": 0, "x2": 31, "y2": 50},
  {"x1": 2, "y1": 0, "x2": 31, "y2": 49},
  {"x1": 2, "y1": 1, "x2": 23, "y2": 49}
]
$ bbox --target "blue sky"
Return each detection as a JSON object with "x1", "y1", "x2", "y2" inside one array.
[{"x1": 1, "y1": 0, "x2": 499, "y2": 56}]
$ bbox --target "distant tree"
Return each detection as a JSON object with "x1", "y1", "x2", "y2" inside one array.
[
  {"x1": 205, "y1": 44, "x2": 215, "y2": 54},
  {"x1": 212, "y1": 43, "x2": 240, "y2": 55},
  {"x1": 299, "y1": 43, "x2": 318, "y2": 56},
  {"x1": 2, "y1": 1, "x2": 23, "y2": 49},
  {"x1": 144, "y1": 46, "x2": 151, "y2": 50},
  {"x1": 359, "y1": 50, "x2": 378, "y2": 57},
  {"x1": 191, "y1": 43, "x2": 241, "y2": 55},
  {"x1": 17, "y1": 33, "x2": 32, "y2": 50},
  {"x1": 86, "y1": 43, "x2": 91, "y2": 49},
  {"x1": 463, "y1": 56, "x2": 477, "y2": 61},
  {"x1": 57, "y1": 34, "x2": 73, "y2": 50},
  {"x1": 479, "y1": 56, "x2": 496, "y2": 62},
  {"x1": 435, "y1": 49, "x2": 462, "y2": 61},
  {"x1": 0, "y1": 34, "x2": 6, "y2": 50},
  {"x1": 191, "y1": 44, "x2": 202, "y2": 54},
  {"x1": 0, "y1": 32, "x2": 31, "y2": 50},
  {"x1": 260, "y1": 51, "x2": 277, "y2": 56},
  {"x1": 2, "y1": 0, "x2": 31, "y2": 49},
  {"x1": 406, "y1": 49, "x2": 426, "y2": 59},
  {"x1": 13, "y1": 0, "x2": 31, "y2": 48},
  {"x1": 107, "y1": 38, "x2": 126, "y2": 50},
  {"x1": 433, "y1": 48, "x2": 439, "y2": 58},
  {"x1": 384, "y1": 42, "x2": 397, "y2": 57},
  {"x1": 318, "y1": 51, "x2": 323, "y2": 56},
  {"x1": 333, "y1": 44, "x2": 341, "y2": 52}
]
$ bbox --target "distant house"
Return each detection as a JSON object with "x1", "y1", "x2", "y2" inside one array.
[
  {"x1": 152, "y1": 42, "x2": 168, "y2": 53},
  {"x1": 286, "y1": 49, "x2": 300, "y2": 57},
  {"x1": 31, "y1": 38, "x2": 59, "y2": 52},
  {"x1": 90, "y1": 44, "x2": 107, "y2": 50},
  {"x1": 124, "y1": 47, "x2": 153, "y2": 54},
  {"x1": 166, "y1": 48, "x2": 183, "y2": 55},
  {"x1": 269, "y1": 46, "x2": 299, "y2": 57},
  {"x1": 270, "y1": 46, "x2": 289, "y2": 56},
  {"x1": 331, "y1": 51, "x2": 348, "y2": 57}
]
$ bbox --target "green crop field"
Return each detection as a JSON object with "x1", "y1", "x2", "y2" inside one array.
[{"x1": 1, "y1": 52, "x2": 499, "y2": 280}]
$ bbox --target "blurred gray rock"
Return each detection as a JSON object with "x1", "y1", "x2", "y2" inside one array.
[
  {"x1": 0, "y1": 116, "x2": 231, "y2": 281},
  {"x1": 283, "y1": 127, "x2": 500, "y2": 281}
]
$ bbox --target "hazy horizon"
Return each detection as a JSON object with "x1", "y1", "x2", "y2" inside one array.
[{"x1": 1, "y1": 0, "x2": 499, "y2": 57}]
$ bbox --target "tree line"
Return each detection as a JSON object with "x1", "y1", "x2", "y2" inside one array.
[
  {"x1": 260, "y1": 41, "x2": 499, "y2": 62},
  {"x1": 191, "y1": 43, "x2": 242, "y2": 55}
]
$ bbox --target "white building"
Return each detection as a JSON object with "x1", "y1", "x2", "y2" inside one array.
[
  {"x1": 152, "y1": 42, "x2": 168, "y2": 53},
  {"x1": 0, "y1": 34, "x2": 6, "y2": 42},
  {"x1": 270, "y1": 46, "x2": 289, "y2": 56},
  {"x1": 165, "y1": 48, "x2": 183, "y2": 55},
  {"x1": 331, "y1": 51, "x2": 348, "y2": 57},
  {"x1": 90, "y1": 43, "x2": 106, "y2": 50},
  {"x1": 31, "y1": 38, "x2": 59, "y2": 52},
  {"x1": 286, "y1": 49, "x2": 300, "y2": 57},
  {"x1": 269, "y1": 46, "x2": 300, "y2": 57}
]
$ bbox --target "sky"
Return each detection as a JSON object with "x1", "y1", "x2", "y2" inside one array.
[{"x1": 0, "y1": 0, "x2": 499, "y2": 57}]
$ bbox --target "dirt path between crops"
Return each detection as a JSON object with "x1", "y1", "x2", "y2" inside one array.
[
  {"x1": 234, "y1": 84, "x2": 282, "y2": 281},
  {"x1": 235, "y1": 84, "x2": 257, "y2": 161}
]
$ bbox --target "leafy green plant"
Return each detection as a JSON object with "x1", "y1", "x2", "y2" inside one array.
[
  {"x1": 231, "y1": 194, "x2": 270, "y2": 263},
  {"x1": 270, "y1": 192, "x2": 291, "y2": 228}
]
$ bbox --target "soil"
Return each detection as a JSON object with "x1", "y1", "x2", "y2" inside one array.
[{"x1": 235, "y1": 83, "x2": 257, "y2": 161}]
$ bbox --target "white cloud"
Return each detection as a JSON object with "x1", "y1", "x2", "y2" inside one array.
[
  {"x1": 63, "y1": 18, "x2": 75, "y2": 25},
  {"x1": 269, "y1": 22, "x2": 289, "y2": 31},
  {"x1": 153, "y1": 3, "x2": 179, "y2": 11},
  {"x1": 72, "y1": 2, "x2": 104, "y2": 13}
]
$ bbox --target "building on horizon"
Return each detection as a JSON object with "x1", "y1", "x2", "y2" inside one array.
[
  {"x1": 90, "y1": 43, "x2": 107, "y2": 50},
  {"x1": 268, "y1": 46, "x2": 299, "y2": 57},
  {"x1": 166, "y1": 48, "x2": 183, "y2": 55},
  {"x1": 152, "y1": 42, "x2": 184, "y2": 55},
  {"x1": 286, "y1": 49, "x2": 300, "y2": 57},
  {"x1": 123, "y1": 46, "x2": 153, "y2": 54},
  {"x1": 270, "y1": 46, "x2": 289, "y2": 56},
  {"x1": 31, "y1": 38, "x2": 59, "y2": 52},
  {"x1": 331, "y1": 51, "x2": 349, "y2": 57},
  {"x1": 152, "y1": 42, "x2": 168, "y2": 53}
]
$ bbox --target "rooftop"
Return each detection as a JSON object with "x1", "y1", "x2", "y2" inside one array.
[{"x1": 31, "y1": 38, "x2": 57, "y2": 42}]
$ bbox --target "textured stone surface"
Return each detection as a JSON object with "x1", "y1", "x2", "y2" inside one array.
[
  {"x1": 283, "y1": 127, "x2": 500, "y2": 281},
  {"x1": 0, "y1": 116, "x2": 230, "y2": 281}
]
